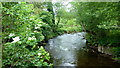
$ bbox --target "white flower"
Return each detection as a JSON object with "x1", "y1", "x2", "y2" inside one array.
[
  {"x1": 35, "y1": 26, "x2": 40, "y2": 29},
  {"x1": 18, "y1": 2, "x2": 21, "y2": 4},
  {"x1": 28, "y1": 36, "x2": 36, "y2": 40},
  {"x1": 9, "y1": 33, "x2": 15, "y2": 37},
  {"x1": 34, "y1": 31, "x2": 39, "y2": 33},
  {"x1": 28, "y1": 37, "x2": 32, "y2": 40},
  {"x1": 26, "y1": 27, "x2": 31, "y2": 30},
  {"x1": 32, "y1": 36, "x2": 36, "y2": 40},
  {"x1": 34, "y1": 31, "x2": 37, "y2": 32},
  {"x1": 38, "y1": 21, "x2": 43, "y2": 23},
  {"x1": 38, "y1": 53, "x2": 41, "y2": 56},
  {"x1": 12, "y1": 36, "x2": 20, "y2": 43}
]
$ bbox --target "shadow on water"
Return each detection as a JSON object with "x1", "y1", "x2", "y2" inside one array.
[{"x1": 76, "y1": 49, "x2": 120, "y2": 68}]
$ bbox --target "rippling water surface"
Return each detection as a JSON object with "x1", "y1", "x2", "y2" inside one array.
[{"x1": 45, "y1": 32, "x2": 120, "y2": 67}]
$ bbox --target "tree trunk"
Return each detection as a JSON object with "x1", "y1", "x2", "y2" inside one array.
[{"x1": 46, "y1": 2, "x2": 56, "y2": 32}]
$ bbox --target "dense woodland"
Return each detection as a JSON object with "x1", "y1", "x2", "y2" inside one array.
[{"x1": 1, "y1": 2, "x2": 120, "y2": 67}]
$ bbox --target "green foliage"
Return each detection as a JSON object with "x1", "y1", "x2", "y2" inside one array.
[
  {"x1": 53, "y1": 2, "x2": 82, "y2": 34},
  {"x1": 2, "y1": 2, "x2": 52, "y2": 66},
  {"x1": 2, "y1": 1, "x2": 120, "y2": 65},
  {"x1": 74, "y1": 2, "x2": 120, "y2": 61},
  {"x1": 3, "y1": 43, "x2": 52, "y2": 66},
  {"x1": 74, "y1": 2, "x2": 120, "y2": 46},
  {"x1": 112, "y1": 47, "x2": 120, "y2": 57},
  {"x1": 0, "y1": 2, "x2": 2, "y2": 68},
  {"x1": 112, "y1": 47, "x2": 120, "y2": 62}
]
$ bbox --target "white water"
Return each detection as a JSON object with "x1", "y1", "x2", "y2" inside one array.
[{"x1": 45, "y1": 32, "x2": 86, "y2": 66}]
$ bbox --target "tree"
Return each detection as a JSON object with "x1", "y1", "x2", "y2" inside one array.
[{"x1": 74, "y1": 2, "x2": 120, "y2": 46}]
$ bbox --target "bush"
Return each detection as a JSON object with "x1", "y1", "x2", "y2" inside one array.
[{"x1": 2, "y1": 2, "x2": 52, "y2": 66}]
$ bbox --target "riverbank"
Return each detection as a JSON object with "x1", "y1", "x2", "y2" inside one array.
[
  {"x1": 77, "y1": 47, "x2": 120, "y2": 67},
  {"x1": 88, "y1": 45, "x2": 120, "y2": 63}
]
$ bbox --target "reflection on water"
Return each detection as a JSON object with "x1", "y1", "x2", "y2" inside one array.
[
  {"x1": 45, "y1": 32, "x2": 120, "y2": 67},
  {"x1": 77, "y1": 49, "x2": 120, "y2": 67}
]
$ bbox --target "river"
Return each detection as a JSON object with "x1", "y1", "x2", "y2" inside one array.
[{"x1": 45, "y1": 32, "x2": 120, "y2": 67}]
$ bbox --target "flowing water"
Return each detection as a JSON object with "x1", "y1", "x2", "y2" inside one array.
[{"x1": 45, "y1": 32, "x2": 120, "y2": 67}]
